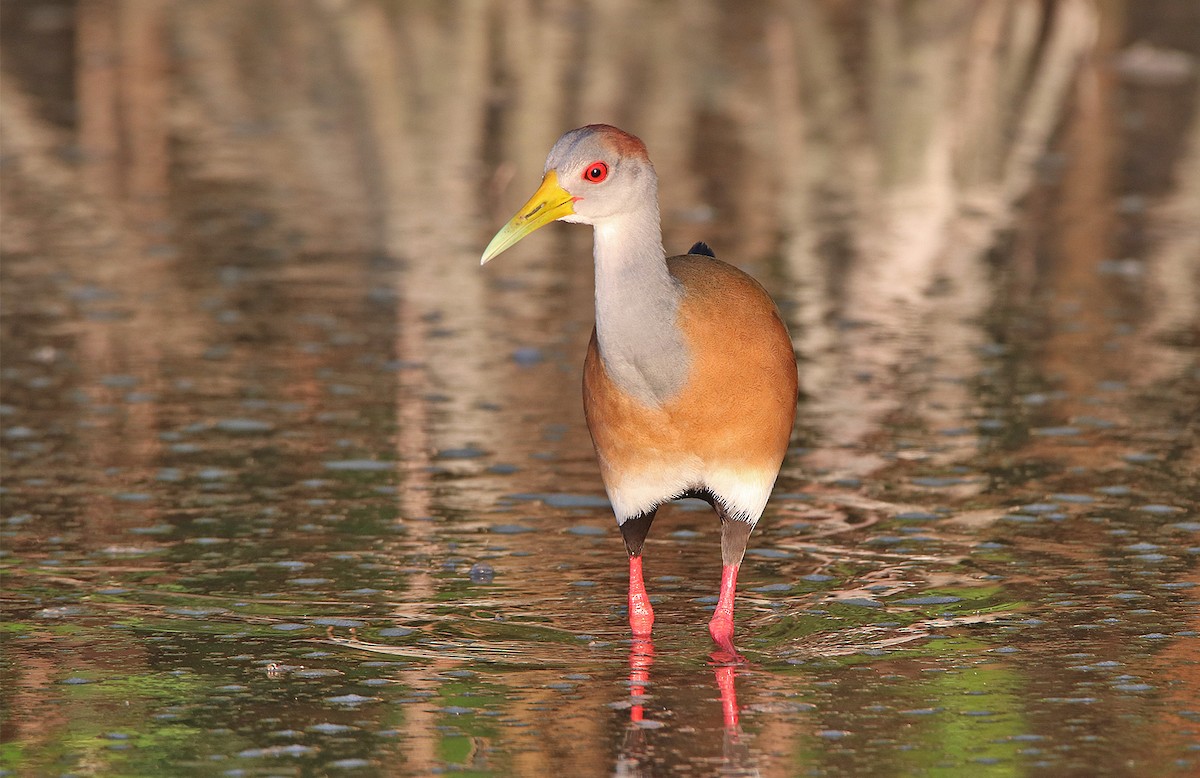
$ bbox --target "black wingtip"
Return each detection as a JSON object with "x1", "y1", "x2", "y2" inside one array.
[{"x1": 688, "y1": 241, "x2": 716, "y2": 257}]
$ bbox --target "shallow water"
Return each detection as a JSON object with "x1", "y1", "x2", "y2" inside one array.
[{"x1": 2, "y1": 1, "x2": 1199, "y2": 776}]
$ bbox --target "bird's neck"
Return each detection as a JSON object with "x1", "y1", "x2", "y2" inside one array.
[{"x1": 592, "y1": 207, "x2": 689, "y2": 405}]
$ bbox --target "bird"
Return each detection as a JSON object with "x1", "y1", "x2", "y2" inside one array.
[{"x1": 481, "y1": 124, "x2": 797, "y2": 657}]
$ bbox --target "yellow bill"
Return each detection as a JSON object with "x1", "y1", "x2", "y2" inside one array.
[{"x1": 480, "y1": 171, "x2": 576, "y2": 265}]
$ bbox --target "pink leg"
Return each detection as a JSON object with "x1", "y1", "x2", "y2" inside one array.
[
  {"x1": 708, "y1": 563, "x2": 740, "y2": 657},
  {"x1": 628, "y1": 555, "x2": 654, "y2": 637}
]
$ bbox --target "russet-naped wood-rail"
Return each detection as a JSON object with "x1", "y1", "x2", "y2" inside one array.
[{"x1": 482, "y1": 124, "x2": 797, "y2": 656}]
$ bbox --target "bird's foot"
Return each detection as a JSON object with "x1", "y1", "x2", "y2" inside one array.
[
  {"x1": 707, "y1": 563, "x2": 743, "y2": 660},
  {"x1": 708, "y1": 617, "x2": 743, "y2": 663},
  {"x1": 629, "y1": 591, "x2": 655, "y2": 637}
]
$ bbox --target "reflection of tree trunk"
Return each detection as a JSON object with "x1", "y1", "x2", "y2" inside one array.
[
  {"x1": 503, "y1": 0, "x2": 573, "y2": 182},
  {"x1": 76, "y1": 0, "x2": 170, "y2": 220},
  {"x1": 75, "y1": 0, "x2": 172, "y2": 541},
  {"x1": 1041, "y1": 2, "x2": 1121, "y2": 418},
  {"x1": 993, "y1": 0, "x2": 1197, "y2": 478},
  {"x1": 330, "y1": 1, "x2": 523, "y2": 460},
  {"x1": 1142, "y1": 84, "x2": 1200, "y2": 358},
  {"x1": 1131, "y1": 87, "x2": 1199, "y2": 477},
  {"x1": 0, "y1": 0, "x2": 183, "y2": 548},
  {"x1": 1002, "y1": 0, "x2": 1099, "y2": 213},
  {"x1": 119, "y1": 0, "x2": 169, "y2": 223},
  {"x1": 763, "y1": 0, "x2": 1099, "y2": 480},
  {"x1": 324, "y1": 6, "x2": 443, "y2": 772},
  {"x1": 768, "y1": 1, "x2": 854, "y2": 478},
  {"x1": 391, "y1": 216, "x2": 441, "y2": 777},
  {"x1": 76, "y1": 0, "x2": 120, "y2": 199},
  {"x1": 639, "y1": 2, "x2": 712, "y2": 257}
]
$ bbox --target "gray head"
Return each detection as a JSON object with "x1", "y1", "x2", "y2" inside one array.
[
  {"x1": 544, "y1": 124, "x2": 658, "y2": 224},
  {"x1": 480, "y1": 125, "x2": 659, "y2": 263}
]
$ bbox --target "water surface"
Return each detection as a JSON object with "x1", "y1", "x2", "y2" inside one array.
[{"x1": 2, "y1": 1, "x2": 1198, "y2": 775}]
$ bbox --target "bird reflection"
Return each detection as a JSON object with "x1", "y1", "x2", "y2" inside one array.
[{"x1": 615, "y1": 639, "x2": 758, "y2": 776}]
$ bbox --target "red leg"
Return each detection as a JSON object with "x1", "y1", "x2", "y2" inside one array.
[
  {"x1": 708, "y1": 563, "x2": 740, "y2": 657},
  {"x1": 628, "y1": 554, "x2": 654, "y2": 637}
]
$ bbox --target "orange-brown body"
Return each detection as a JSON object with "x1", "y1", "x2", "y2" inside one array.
[{"x1": 583, "y1": 255, "x2": 797, "y2": 521}]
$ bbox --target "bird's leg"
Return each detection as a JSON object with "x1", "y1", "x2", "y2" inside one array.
[
  {"x1": 709, "y1": 515, "x2": 752, "y2": 657},
  {"x1": 709, "y1": 563, "x2": 740, "y2": 654},
  {"x1": 619, "y1": 510, "x2": 657, "y2": 638},
  {"x1": 627, "y1": 555, "x2": 654, "y2": 637}
]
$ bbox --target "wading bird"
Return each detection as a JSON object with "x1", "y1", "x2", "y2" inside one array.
[{"x1": 481, "y1": 125, "x2": 797, "y2": 656}]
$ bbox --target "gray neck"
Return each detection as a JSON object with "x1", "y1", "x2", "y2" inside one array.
[{"x1": 592, "y1": 208, "x2": 690, "y2": 406}]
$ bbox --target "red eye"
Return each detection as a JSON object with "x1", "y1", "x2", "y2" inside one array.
[{"x1": 582, "y1": 162, "x2": 609, "y2": 183}]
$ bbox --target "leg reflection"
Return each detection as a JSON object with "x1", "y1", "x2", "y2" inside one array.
[
  {"x1": 714, "y1": 661, "x2": 756, "y2": 774},
  {"x1": 616, "y1": 638, "x2": 656, "y2": 775},
  {"x1": 713, "y1": 662, "x2": 740, "y2": 731},
  {"x1": 616, "y1": 641, "x2": 757, "y2": 776},
  {"x1": 628, "y1": 637, "x2": 654, "y2": 724}
]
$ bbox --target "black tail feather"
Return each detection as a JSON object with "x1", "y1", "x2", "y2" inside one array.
[{"x1": 688, "y1": 241, "x2": 716, "y2": 257}]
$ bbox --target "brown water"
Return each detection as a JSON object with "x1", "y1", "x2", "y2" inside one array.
[{"x1": 2, "y1": 1, "x2": 1198, "y2": 776}]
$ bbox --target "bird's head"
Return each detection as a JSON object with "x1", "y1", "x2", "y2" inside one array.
[{"x1": 481, "y1": 124, "x2": 657, "y2": 265}]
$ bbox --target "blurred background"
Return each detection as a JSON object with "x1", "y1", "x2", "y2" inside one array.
[{"x1": 2, "y1": 1, "x2": 1198, "y2": 775}]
